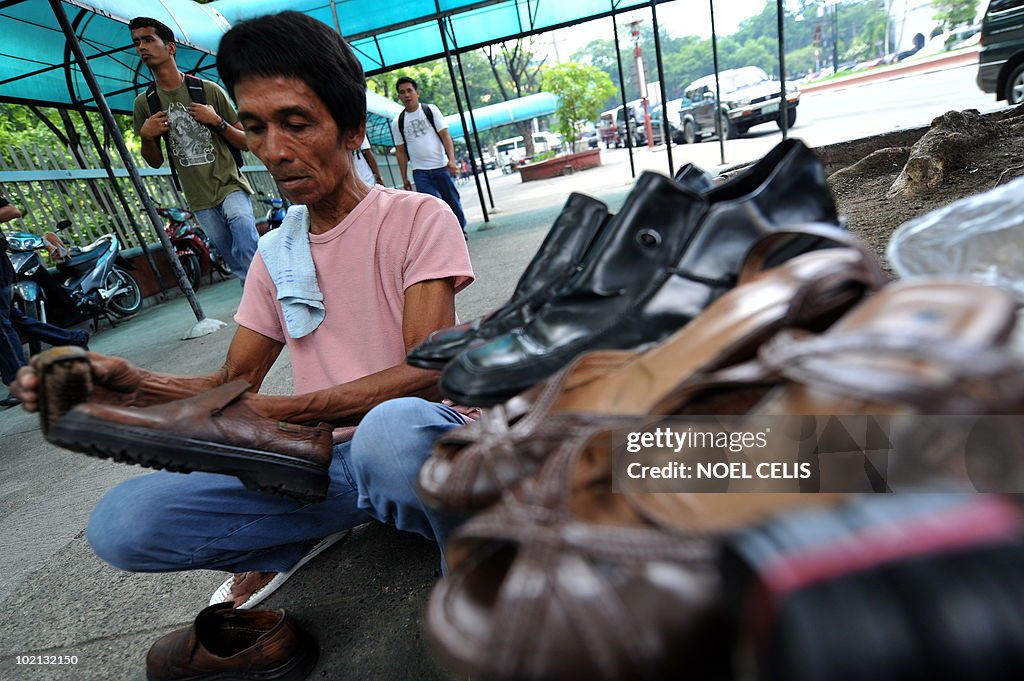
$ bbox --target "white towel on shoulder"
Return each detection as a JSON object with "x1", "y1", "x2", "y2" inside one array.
[{"x1": 257, "y1": 205, "x2": 325, "y2": 339}]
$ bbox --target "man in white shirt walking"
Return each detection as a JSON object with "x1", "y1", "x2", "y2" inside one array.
[{"x1": 391, "y1": 77, "x2": 467, "y2": 234}]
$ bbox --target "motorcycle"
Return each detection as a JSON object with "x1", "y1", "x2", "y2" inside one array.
[
  {"x1": 257, "y1": 193, "x2": 287, "y2": 235},
  {"x1": 7, "y1": 220, "x2": 144, "y2": 335},
  {"x1": 155, "y1": 204, "x2": 232, "y2": 290}
]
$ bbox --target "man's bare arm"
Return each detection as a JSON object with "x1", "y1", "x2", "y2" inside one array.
[
  {"x1": 11, "y1": 327, "x2": 283, "y2": 412},
  {"x1": 438, "y1": 129, "x2": 459, "y2": 176},
  {"x1": 248, "y1": 278, "x2": 455, "y2": 425},
  {"x1": 396, "y1": 144, "x2": 411, "y2": 190}
]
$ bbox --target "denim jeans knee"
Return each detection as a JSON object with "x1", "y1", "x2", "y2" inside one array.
[{"x1": 347, "y1": 398, "x2": 467, "y2": 547}]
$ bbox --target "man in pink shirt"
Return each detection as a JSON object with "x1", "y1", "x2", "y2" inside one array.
[{"x1": 11, "y1": 11, "x2": 473, "y2": 609}]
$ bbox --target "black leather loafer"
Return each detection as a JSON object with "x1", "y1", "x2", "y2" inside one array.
[{"x1": 441, "y1": 139, "x2": 839, "y2": 406}]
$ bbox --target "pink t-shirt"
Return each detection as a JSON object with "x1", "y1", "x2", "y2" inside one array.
[{"x1": 235, "y1": 185, "x2": 474, "y2": 396}]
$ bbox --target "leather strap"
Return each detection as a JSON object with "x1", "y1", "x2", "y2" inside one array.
[
  {"x1": 759, "y1": 329, "x2": 1024, "y2": 414},
  {"x1": 737, "y1": 222, "x2": 887, "y2": 288},
  {"x1": 204, "y1": 379, "x2": 252, "y2": 416}
]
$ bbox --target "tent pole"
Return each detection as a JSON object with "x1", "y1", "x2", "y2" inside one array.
[
  {"x1": 453, "y1": 45, "x2": 495, "y2": 210},
  {"x1": 78, "y1": 108, "x2": 168, "y2": 296},
  {"x1": 710, "y1": 0, "x2": 725, "y2": 166},
  {"x1": 650, "y1": 0, "x2": 673, "y2": 176},
  {"x1": 437, "y1": 14, "x2": 488, "y2": 224},
  {"x1": 49, "y1": 0, "x2": 206, "y2": 323},
  {"x1": 611, "y1": 12, "x2": 636, "y2": 179},
  {"x1": 776, "y1": 0, "x2": 788, "y2": 139},
  {"x1": 328, "y1": 0, "x2": 342, "y2": 33}
]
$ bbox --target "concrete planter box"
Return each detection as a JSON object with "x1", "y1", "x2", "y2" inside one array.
[{"x1": 518, "y1": 148, "x2": 602, "y2": 182}]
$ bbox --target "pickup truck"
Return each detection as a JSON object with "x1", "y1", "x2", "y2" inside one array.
[{"x1": 677, "y1": 66, "x2": 799, "y2": 143}]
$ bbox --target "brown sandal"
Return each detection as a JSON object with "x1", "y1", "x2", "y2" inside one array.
[
  {"x1": 428, "y1": 422, "x2": 729, "y2": 681},
  {"x1": 628, "y1": 278, "x2": 1024, "y2": 532},
  {"x1": 426, "y1": 278, "x2": 1023, "y2": 681},
  {"x1": 419, "y1": 224, "x2": 887, "y2": 511},
  {"x1": 30, "y1": 346, "x2": 92, "y2": 434}
]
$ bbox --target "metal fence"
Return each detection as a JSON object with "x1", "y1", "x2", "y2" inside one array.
[{"x1": 0, "y1": 138, "x2": 278, "y2": 251}]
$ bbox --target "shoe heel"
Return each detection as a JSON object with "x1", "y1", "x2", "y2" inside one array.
[{"x1": 31, "y1": 346, "x2": 92, "y2": 435}]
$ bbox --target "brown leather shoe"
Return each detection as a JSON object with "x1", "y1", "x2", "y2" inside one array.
[
  {"x1": 146, "y1": 603, "x2": 318, "y2": 681},
  {"x1": 46, "y1": 380, "x2": 333, "y2": 503},
  {"x1": 31, "y1": 346, "x2": 92, "y2": 434}
]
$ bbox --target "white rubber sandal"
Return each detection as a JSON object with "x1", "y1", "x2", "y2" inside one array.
[{"x1": 208, "y1": 529, "x2": 351, "y2": 609}]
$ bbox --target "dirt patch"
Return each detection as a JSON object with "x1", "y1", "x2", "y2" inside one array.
[{"x1": 827, "y1": 105, "x2": 1024, "y2": 265}]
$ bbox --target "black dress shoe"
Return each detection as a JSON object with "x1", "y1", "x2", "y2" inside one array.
[
  {"x1": 1, "y1": 394, "x2": 22, "y2": 408},
  {"x1": 407, "y1": 165, "x2": 717, "y2": 372},
  {"x1": 406, "y1": 193, "x2": 610, "y2": 370},
  {"x1": 441, "y1": 139, "x2": 839, "y2": 406}
]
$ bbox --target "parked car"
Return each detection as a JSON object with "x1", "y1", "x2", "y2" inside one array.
[
  {"x1": 977, "y1": 0, "x2": 1024, "y2": 105},
  {"x1": 494, "y1": 131, "x2": 562, "y2": 173},
  {"x1": 579, "y1": 122, "x2": 600, "y2": 149},
  {"x1": 677, "y1": 66, "x2": 800, "y2": 143},
  {"x1": 634, "y1": 104, "x2": 684, "y2": 145},
  {"x1": 480, "y1": 152, "x2": 497, "y2": 170}
]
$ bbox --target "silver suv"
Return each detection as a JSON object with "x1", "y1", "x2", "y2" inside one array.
[{"x1": 677, "y1": 66, "x2": 800, "y2": 143}]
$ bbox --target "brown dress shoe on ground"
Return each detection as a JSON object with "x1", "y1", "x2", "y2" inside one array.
[
  {"x1": 146, "y1": 603, "x2": 319, "y2": 681},
  {"x1": 46, "y1": 380, "x2": 334, "y2": 503}
]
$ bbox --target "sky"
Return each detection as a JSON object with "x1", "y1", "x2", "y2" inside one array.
[{"x1": 536, "y1": 0, "x2": 775, "y2": 63}]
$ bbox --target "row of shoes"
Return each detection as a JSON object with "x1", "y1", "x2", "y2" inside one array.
[{"x1": 407, "y1": 139, "x2": 1024, "y2": 681}]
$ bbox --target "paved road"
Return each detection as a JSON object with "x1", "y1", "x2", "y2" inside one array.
[{"x1": 458, "y1": 62, "x2": 1012, "y2": 226}]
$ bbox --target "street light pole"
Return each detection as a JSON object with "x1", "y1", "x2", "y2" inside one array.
[{"x1": 832, "y1": 2, "x2": 840, "y2": 71}]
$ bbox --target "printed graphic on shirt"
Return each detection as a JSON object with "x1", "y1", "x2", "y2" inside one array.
[
  {"x1": 167, "y1": 102, "x2": 215, "y2": 168},
  {"x1": 406, "y1": 117, "x2": 433, "y2": 140}
]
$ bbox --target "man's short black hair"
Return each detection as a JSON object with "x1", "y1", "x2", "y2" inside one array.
[
  {"x1": 128, "y1": 17, "x2": 175, "y2": 44},
  {"x1": 396, "y1": 76, "x2": 418, "y2": 92},
  {"x1": 217, "y1": 11, "x2": 366, "y2": 137}
]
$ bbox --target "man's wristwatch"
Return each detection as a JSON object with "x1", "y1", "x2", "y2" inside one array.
[{"x1": 214, "y1": 119, "x2": 229, "y2": 133}]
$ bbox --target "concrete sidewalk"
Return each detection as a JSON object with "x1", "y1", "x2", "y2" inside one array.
[{"x1": 0, "y1": 187, "x2": 633, "y2": 680}]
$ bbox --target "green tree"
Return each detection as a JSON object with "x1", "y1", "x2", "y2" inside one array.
[
  {"x1": 931, "y1": 0, "x2": 979, "y2": 30},
  {"x1": 540, "y1": 62, "x2": 616, "y2": 149},
  {"x1": 483, "y1": 39, "x2": 546, "y2": 155}
]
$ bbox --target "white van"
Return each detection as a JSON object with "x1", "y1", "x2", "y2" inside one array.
[{"x1": 494, "y1": 131, "x2": 562, "y2": 173}]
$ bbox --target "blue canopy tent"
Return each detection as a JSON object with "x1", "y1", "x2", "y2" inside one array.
[{"x1": 0, "y1": 0, "x2": 790, "y2": 234}]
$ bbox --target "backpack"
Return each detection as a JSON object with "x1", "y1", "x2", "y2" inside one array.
[
  {"x1": 145, "y1": 74, "x2": 243, "y2": 190},
  {"x1": 397, "y1": 104, "x2": 439, "y2": 161}
]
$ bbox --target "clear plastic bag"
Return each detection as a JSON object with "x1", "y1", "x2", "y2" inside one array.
[{"x1": 887, "y1": 176, "x2": 1024, "y2": 299}]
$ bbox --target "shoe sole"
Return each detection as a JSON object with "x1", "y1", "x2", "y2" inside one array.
[
  {"x1": 32, "y1": 346, "x2": 92, "y2": 435},
  {"x1": 48, "y1": 411, "x2": 329, "y2": 504},
  {"x1": 405, "y1": 351, "x2": 452, "y2": 371},
  {"x1": 209, "y1": 529, "x2": 352, "y2": 609}
]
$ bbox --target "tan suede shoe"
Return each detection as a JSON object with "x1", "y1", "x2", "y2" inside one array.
[
  {"x1": 146, "y1": 603, "x2": 318, "y2": 681},
  {"x1": 46, "y1": 380, "x2": 333, "y2": 502}
]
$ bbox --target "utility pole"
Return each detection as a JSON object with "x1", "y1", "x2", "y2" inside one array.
[
  {"x1": 832, "y1": 2, "x2": 840, "y2": 71},
  {"x1": 630, "y1": 18, "x2": 654, "y2": 149}
]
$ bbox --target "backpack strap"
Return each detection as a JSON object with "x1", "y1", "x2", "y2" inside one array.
[
  {"x1": 398, "y1": 110, "x2": 409, "y2": 161},
  {"x1": 145, "y1": 82, "x2": 181, "y2": 191}
]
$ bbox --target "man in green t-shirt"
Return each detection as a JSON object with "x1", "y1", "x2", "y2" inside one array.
[{"x1": 130, "y1": 17, "x2": 259, "y2": 282}]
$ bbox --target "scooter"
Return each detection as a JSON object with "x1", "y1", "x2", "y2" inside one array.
[
  {"x1": 155, "y1": 204, "x2": 232, "y2": 289},
  {"x1": 257, "y1": 193, "x2": 287, "y2": 235},
  {"x1": 7, "y1": 220, "x2": 143, "y2": 333}
]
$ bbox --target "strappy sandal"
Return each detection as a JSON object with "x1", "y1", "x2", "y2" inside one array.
[
  {"x1": 427, "y1": 423, "x2": 731, "y2": 681},
  {"x1": 426, "y1": 279, "x2": 1023, "y2": 681},
  {"x1": 30, "y1": 346, "x2": 92, "y2": 434},
  {"x1": 419, "y1": 224, "x2": 888, "y2": 511},
  {"x1": 628, "y1": 278, "x2": 1023, "y2": 531}
]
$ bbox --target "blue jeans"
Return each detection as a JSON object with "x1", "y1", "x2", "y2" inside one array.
[
  {"x1": 0, "y1": 285, "x2": 23, "y2": 386},
  {"x1": 413, "y1": 167, "x2": 467, "y2": 231},
  {"x1": 193, "y1": 191, "x2": 259, "y2": 282},
  {"x1": 0, "y1": 285, "x2": 87, "y2": 385},
  {"x1": 86, "y1": 398, "x2": 467, "y2": 574}
]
